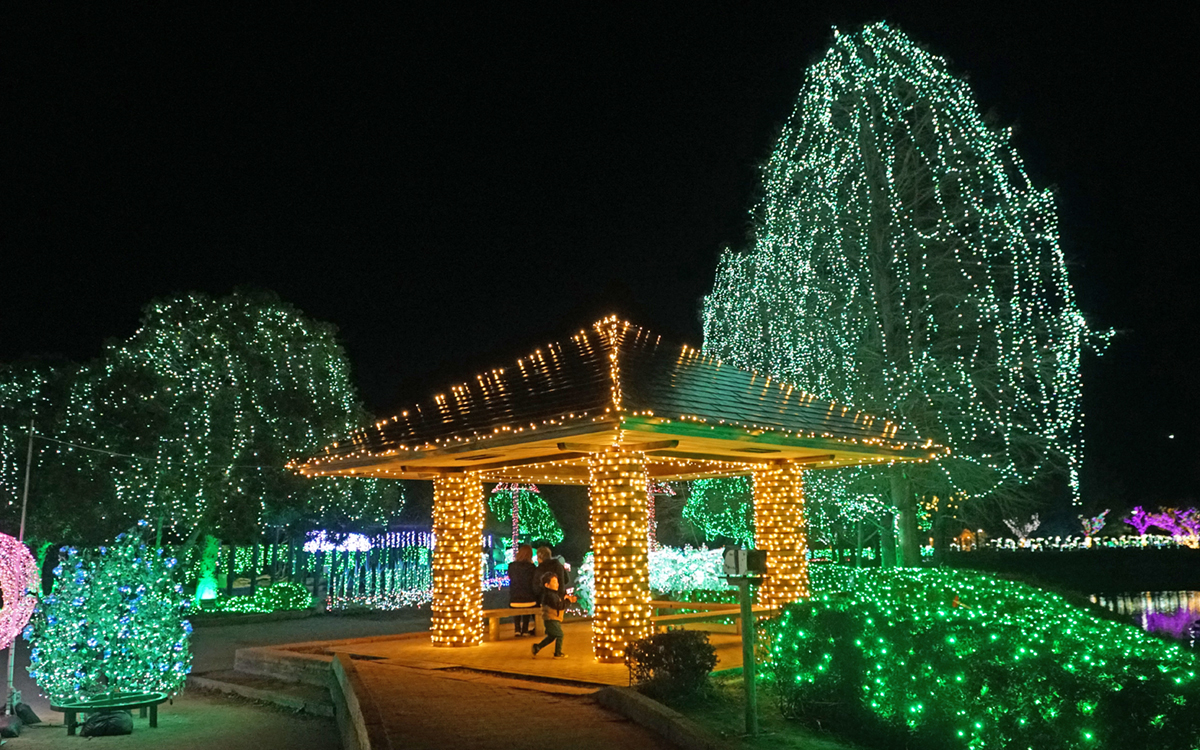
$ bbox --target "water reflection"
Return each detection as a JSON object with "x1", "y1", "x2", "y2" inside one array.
[{"x1": 1090, "y1": 591, "x2": 1200, "y2": 643}]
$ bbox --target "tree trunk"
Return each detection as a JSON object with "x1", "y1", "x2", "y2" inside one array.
[
  {"x1": 891, "y1": 470, "x2": 922, "y2": 567},
  {"x1": 879, "y1": 515, "x2": 896, "y2": 568}
]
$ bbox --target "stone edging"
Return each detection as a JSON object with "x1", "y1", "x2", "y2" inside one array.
[
  {"x1": 594, "y1": 686, "x2": 727, "y2": 750},
  {"x1": 331, "y1": 653, "x2": 391, "y2": 750},
  {"x1": 189, "y1": 609, "x2": 318, "y2": 627}
]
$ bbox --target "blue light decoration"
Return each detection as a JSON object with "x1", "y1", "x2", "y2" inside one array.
[{"x1": 24, "y1": 522, "x2": 192, "y2": 703}]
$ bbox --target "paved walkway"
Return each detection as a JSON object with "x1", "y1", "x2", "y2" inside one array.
[
  {"x1": 355, "y1": 661, "x2": 675, "y2": 750},
  {"x1": 322, "y1": 619, "x2": 745, "y2": 685},
  {"x1": 3, "y1": 611, "x2": 429, "y2": 750}
]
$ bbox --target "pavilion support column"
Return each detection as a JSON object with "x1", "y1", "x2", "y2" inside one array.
[
  {"x1": 431, "y1": 472, "x2": 485, "y2": 647},
  {"x1": 588, "y1": 445, "x2": 653, "y2": 663},
  {"x1": 752, "y1": 461, "x2": 812, "y2": 609}
]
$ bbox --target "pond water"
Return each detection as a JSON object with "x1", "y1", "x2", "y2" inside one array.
[{"x1": 1089, "y1": 591, "x2": 1200, "y2": 643}]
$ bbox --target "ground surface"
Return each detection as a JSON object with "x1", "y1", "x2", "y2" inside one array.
[
  {"x1": 1, "y1": 609, "x2": 430, "y2": 749},
  {"x1": 324, "y1": 618, "x2": 745, "y2": 686},
  {"x1": 674, "y1": 677, "x2": 863, "y2": 750},
  {"x1": 355, "y1": 661, "x2": 674, "y2": 750},
  {"x1": 2, "y1": 608, "x2": 671, "y2": 750},
  {"x1": 5, "y1": 690, "x2": 339, "y2": 749}
]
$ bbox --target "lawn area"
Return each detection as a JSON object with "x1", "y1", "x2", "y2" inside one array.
[{"x1": 673, "y1": 674, "x2": 863, "y2": 750}]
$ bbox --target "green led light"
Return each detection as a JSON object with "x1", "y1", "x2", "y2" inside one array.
[
  {"x1": 1, "y1": 290, "x2": 402, "y2": 542},
  {"x1": 775, "y1": 565, "x2": 1200, "y2": 749},
  {"x1": 24, "y1": 523, "x2": 192, "y2": 703},
  {"x1": 701, "y1": 22, "x2": 1110, "y2": 561}
]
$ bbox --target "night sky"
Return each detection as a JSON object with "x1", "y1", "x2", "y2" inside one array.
[{"x1": 3, "y1": 4, "x2": 1196, "y2": 514}]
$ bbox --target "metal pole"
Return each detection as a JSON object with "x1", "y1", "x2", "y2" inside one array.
[
  {"x1": 736, "y1": 576, "x2": 759, "y2": 736},
  {"x1": 8, "y1": 420, "x2": 35, "y2": 714}
]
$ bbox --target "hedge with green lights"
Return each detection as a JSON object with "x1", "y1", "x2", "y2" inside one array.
[
  {"x1": 774, "y1": 567, "x2": 1198, "y2": 750},
  {"x1": 203, "y1": 581, "x2": 313, "y2": 614}
]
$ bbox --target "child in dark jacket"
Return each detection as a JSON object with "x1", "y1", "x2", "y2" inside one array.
[{"x1": 531, "y1": 574, "x2": 575, "y2": 659}]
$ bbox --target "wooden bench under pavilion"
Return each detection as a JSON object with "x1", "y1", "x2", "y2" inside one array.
[{"x1": 297, "y1": 316, "x2": 944, "y2": 663}]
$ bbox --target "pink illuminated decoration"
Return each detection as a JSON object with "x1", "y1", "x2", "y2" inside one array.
[
  {"x1": 1125, "y1": 506, "x2": 1155, "y2": 535},
  {"x1": 0, "y1": 532, "x2": 39, "y2": 650},
  {"x1": 1124, "y1": 506, "x2": 1200, "y2": 545},
  {"x1": 1144, "y1": 608, "x2": 1200, "y2": 640}
]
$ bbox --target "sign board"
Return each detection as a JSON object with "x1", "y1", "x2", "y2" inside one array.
[{"x1": 722, "y1": 546, "x2": 766, "y2": 577}]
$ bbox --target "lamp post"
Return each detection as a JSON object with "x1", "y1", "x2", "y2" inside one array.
[
  {"x1": 6, "y1": 420, "x2": 35, "y2": 716},
  {"x1": 723, "y1": 545, "x2": 766, "y2": 736}
]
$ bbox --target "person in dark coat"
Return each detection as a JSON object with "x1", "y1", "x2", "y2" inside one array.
[
  {"x1": 534, "y1": 545, "x2": 568, "y2": 604},
  {"x1": 507, "y1": 544, "x2": 538, "y2": 636}
]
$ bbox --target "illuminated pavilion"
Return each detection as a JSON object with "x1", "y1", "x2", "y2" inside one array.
[{"x1": 298, "y1": 316, "x2": 945, "y2": 662}]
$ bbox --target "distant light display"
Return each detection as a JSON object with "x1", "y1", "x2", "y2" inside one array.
[{"x1": 488, "y1": 483, "x2": 562, "y2": 549}]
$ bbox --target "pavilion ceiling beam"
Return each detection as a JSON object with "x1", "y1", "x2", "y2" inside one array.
[
  {"x1": 448, "y1": 451, "x2": 590, "y2": 474},
  {"x1": 556, "y1": 440, "x2": 679, "y2": 453},
  {"x1": 644, "y1": 449, "x2": 837, "y2": 465}
]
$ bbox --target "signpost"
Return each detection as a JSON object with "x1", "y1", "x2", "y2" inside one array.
[{"x1": 723, "y1": 545, "x2": 766, "y2": 736}]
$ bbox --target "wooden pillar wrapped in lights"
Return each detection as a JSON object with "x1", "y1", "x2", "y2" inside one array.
[
  {"x1": 431, "y1": 471, "x2": 485, "y2": 647},
  {"x1": 752, "y1": 460, "x2": 811, "y2": 608},
  {"x1": 588, "y1": 444, "x2": 653, "y2": 663}
]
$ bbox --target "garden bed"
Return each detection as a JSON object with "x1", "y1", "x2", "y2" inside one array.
[
  {"x1": 669, "y1": 675, "x2": 862, "y2": 750},
  {"x1": 775, "y1": 566, "x2": 1200, "y2": 750}
]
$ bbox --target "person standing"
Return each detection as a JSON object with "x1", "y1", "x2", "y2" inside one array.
[
  {"x1": 507, "y1": 544, "x2": 538, "y2": 637},
  {"x1": 534, "y1": 545, "x2": 567, "y2": 602}
]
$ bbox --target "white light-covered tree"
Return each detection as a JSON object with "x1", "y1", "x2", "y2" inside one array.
[{"x1": 703, "y1": 23, "x2": 1106, "y2": 565}]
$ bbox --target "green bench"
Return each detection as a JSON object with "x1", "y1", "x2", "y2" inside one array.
[{"x1": 51, "y1": 691, "x2": 169, "y2": 736}]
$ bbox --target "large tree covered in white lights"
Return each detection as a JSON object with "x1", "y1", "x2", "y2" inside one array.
[{"x1": 703, "y1": 23, "x2": 1104, "y2": 565}]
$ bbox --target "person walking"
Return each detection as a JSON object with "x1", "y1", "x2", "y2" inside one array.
[
  {"x1": 507, "y1": 544, "x2": 538, "y2": 637},
  {"x1": 531, "y1": 574, "x2": 575, "y2": 659}
]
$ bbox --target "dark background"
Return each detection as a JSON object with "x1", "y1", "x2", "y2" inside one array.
[{"x1": 2, "y1": 4, "x2": 1196, "y2": 525}]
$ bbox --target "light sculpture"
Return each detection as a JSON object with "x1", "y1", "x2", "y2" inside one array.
[{"x1": 0, "y1": 532, "x2": 38, "y2": 650}]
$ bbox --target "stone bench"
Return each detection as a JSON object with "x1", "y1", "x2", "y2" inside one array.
[{"x1": 482, "y1": 607, "x2": 543, "y2": 641}]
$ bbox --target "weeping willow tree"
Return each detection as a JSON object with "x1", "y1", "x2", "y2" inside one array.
[
  {"x1": 55, "y1": 290, "x2": 401, "y2": 543},
  {"x1": 703, "y1": 23, "x2": 1105, "y2": 565}
]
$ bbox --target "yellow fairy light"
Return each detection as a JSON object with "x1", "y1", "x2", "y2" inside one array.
[
  {"x1": 753, "y1": 460, "x2": 812, "y2": 609},
  {"x1": 431, "y1": 471, "x2": 484, "y2": 647},
  {"x1": 588, "y1": 442, "x2": 652, "y2": 662}
]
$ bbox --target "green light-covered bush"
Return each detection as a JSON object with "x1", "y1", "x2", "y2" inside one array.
[
  {"x1": 207, "y1": 581, "x2": 313, "y2": 613},
  {"x1": 626, "y1": 630, "x2": 718, "y2": 700},
  {"x1": 774, "y1": 568, "x2": 1198, "y2": 750},
  {"x1": 25, "y1": 524, "x2": 192, "y2": 703}
]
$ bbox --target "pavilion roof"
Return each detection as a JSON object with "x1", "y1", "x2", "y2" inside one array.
[{"x1": 297, "y1": 317, "x2": 946, "y2": 483}]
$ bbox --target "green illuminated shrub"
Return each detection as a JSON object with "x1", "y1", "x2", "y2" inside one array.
[
  {"x1": 626, "y1": 630, "x2": 718, "y2": 699},
  {"x1": 25, "y1": 524, "x2": 192, "y2": 703},
  {"x1": 208, "y1": 581, "x2": 313, "y2": 613},
  {"x1": 774, "y1": 568, "x2": 1199, "y2": 750}
]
